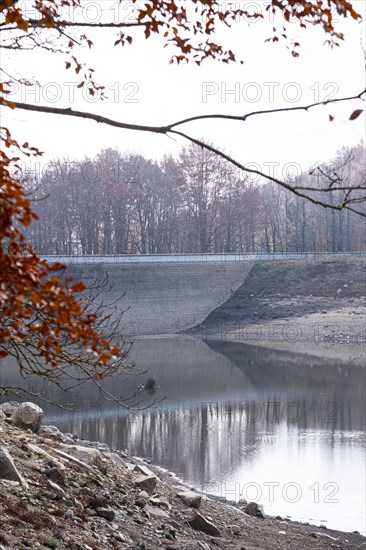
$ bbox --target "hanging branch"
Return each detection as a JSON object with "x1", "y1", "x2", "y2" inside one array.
[{"x1": 4, "y1": 87, "x2": 365, "y2": 215}]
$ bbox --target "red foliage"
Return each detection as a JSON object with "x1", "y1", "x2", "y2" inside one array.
[{"x1": 0, "y1": 132, "x2": 120, "y2": 368}]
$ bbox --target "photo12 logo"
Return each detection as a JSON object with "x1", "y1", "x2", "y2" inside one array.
[
  {"x1": 205, "y1": 480, "x2": 340, "y2": 504},
  {"x1": 7, "y1": 81, "x2": 140, "y2": 104},
  {"x1": 202, "y1": 82, "x2": 339, "y2": 104}
]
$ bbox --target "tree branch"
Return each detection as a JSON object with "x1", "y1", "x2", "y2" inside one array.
[
  {"x1": 4, "y1": 90, "x2": 365, "y2": 216},
  {"x1": 6, "y1": 86, "x2": 365, "y2": 139},
  {"x1": 0, "y1": 20, "x2": 145, "y2": 31},
  {"x1": 168, "y1": 89, "x2": 366, "y2": 129},
  {"x1": 30, "y1": 19, "x2": 145, "y2": 29},
  {"x1": 5, "y1": 100, "x2": 167, "y2": 134}
]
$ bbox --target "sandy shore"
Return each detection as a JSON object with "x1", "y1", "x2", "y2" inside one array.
[{"x1": 206, "y1": 304, "x2": 366, "y2": 365}]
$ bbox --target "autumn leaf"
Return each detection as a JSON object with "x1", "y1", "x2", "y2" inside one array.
[
  {"x1": 70, "y1": 282, "x2": 86, "y2": 292},
  {"x1": 349, "y1": 109, "x2": 363, "y2": 121}
]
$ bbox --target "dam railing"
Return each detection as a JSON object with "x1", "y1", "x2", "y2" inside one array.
[{"x1": 40, "y1": 252, "x2": 365, "y2": 264}]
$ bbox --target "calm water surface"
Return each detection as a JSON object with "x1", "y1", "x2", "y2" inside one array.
[{"x1": 1, "y1": 337, "x2": 365, "y2": 534}]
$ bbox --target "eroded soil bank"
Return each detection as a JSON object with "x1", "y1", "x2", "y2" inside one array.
[{"x1": 189, "y1": 257, "x2": 366, "y2": 365}]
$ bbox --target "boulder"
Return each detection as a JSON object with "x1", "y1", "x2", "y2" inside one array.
[
  {"x1": 12, "y1": 402, "x2": 44, "y2": 433},
  {"x1": 134, "y1": 474, "x2": 157, "y2": 495},
  {"x1": 188, "y1": 511, "x2": 221, "y2": 536},
  {"x1": 0, "y1": 446, "x2": 25, "y2": 484},
  {"x1": 244, "y1": 501, "x2": 265, "y2": 518},
  {"x1": 0, "y1": 411, "x2": 6, "y2": 422},
  {"x1": 177, "y1": 490, "x2": 202, "y2": 509}
]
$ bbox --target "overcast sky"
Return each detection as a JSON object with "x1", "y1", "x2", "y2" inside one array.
[{"x1": 3, "y1": 1, "x2": 366, "y2": 181}]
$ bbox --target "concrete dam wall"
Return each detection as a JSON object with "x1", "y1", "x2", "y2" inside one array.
[{"x1": 63, "y1": 261, "x2": 255, "y2": 336}]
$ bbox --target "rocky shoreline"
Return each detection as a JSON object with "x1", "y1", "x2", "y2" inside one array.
[{"x1": 0, "y1": 402, "x2": 365, "y2": 550}]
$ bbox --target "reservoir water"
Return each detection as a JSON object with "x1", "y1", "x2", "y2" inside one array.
[{"x1": 1, "y1": 337, "x2": 365, "y2": 534}]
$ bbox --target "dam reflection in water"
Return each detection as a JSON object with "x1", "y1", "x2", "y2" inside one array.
[{"x1": 1, "y1": 337, "x2": 365, "y2": 534}]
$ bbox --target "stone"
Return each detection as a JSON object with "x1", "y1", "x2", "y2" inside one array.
[
  {"x1": 313, "y1": 532, "x2": 338, "y2": 541},
  {"x1": 166, "y1": 520, "x2": 181, "y2": 531},
  {"x1": 96, "y1": 507, "x2": 115, "y2": 521},
  {"x1": 39, "y1": 425, "x2": 64, "y2": 440},
  {"x1": 188, "y1": 512, "x2": 221, "y2": 537},
  {"x1": 0, "y1": 401, "x2": 20, "y2": 417},
  {"x1": 60, "y1": 498, "x2": 74, "y2": 507},
  {"x1": 12, "y1": 402, "x2": 44, "y2": 433},
  {"x1": 182, "y1": 541, "x2": 211, "y2": 550},
  {"x1": 230, "y1": 524, "x2": 241, "y2": 534},
  {"x1": 0, "y1": 480, "x2": 20, "y2": 488},
  {"x1": 113, "y1": 532, "x2": 127, "y2": 543},
  {"x1": 64, "y1": 509, "x2": 74, "y2": 519},
  {"x1": 244, "y1": 501, "x2": 265, "y2": 518},
  {"x1": 177, "y1": 490, "x2": 202, "y2": 509},
  {"x1": 160, "y1": 540, "x2": 175, "y2": 549},
  {"x1": 45, "y1": 466, "x2": 66, "y2": 486},
  {"x1": 134, "y1": 474, "x2": 157, "y2": 495},
  {"x1": 144, "y1": 504, "x2": 170, "y2": 519},
  {"x1": 135, "y1": 496, "x2": 147, "y2": 508},
  {"x1": 210, "y1": 538, "x2": 224, "y2": 547},
  {"x1": 149, "y1": 495, "x2": 171, "y2": 510},
  {"x1": 0, "y1": 446, "x2": 26, "y2": 484},
  {"x1": 47, "y1": 479, "x2": 66, "y2": 499},
  {"x1": 86, "y1": 495, "x2": 110, "y2": 509},
  {"x1": 73, "y1": 499, "x2": 83, "y2": 509},
  {"x1": 59, "y1": 444, "x2": 104, "y2": 469},
  {"x1": 163, "y1": 525, "x2": 176, "y2": 539},
  {"x1": 134, "y1": 463, "x2": 155, "y2": 477}
]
